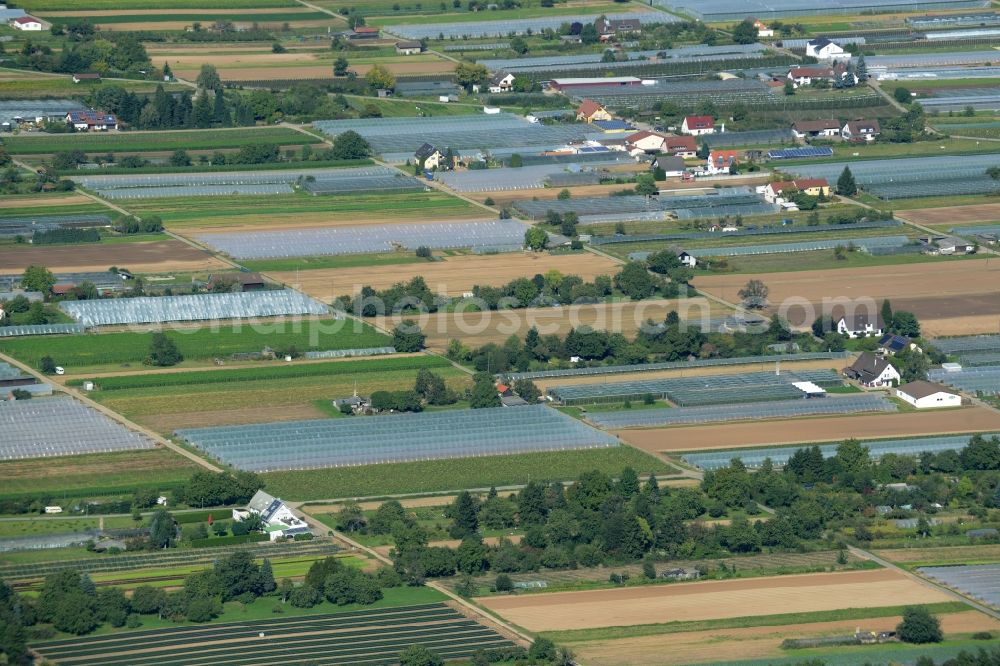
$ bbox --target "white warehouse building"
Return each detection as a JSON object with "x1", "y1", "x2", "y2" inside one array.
[{"x1": 895, "y1": 380, "x2": 961, "y2": 409}]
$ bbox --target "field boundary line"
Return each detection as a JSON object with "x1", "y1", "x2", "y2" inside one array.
[
  {"x1": 849, "y1": 546, "x2": 1000, "y2": 621},
  {"x1": 0, "y1": 350, "x2": 220, "y2": 472}
]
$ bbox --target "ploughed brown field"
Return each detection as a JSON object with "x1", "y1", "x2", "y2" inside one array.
[
  {"x1": 897, "y1": 203, "x2": 1000, "y2": 225},
  {"x1": 0, "y1": 239, "x2": 229, "y2": 274},
  {"x1": 477, "y1": 569, "x2": 951, "y2": 632},
  {"x1": 568, "y1": 612, "x2": 1000, "y2": 666},
  {"x1": 0, "y1": 194, "x2": 95, "y2": 209},
  {"x1": 694, "y1": 260, "x2": 1000, "y2": 335},
  {"x1": 273, "y1": 252, "x2": 623, "y2": 299},
  {"x1": 617, "y1": 406, "x2": 1000, "y2": 452}
]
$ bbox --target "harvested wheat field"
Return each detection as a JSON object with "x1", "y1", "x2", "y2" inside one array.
[
  {"x1": 897, "y1": 203, "x2": 1000, "y2": 226},
  {"x1": 374, "y1": 297, "x2": 727, "y2": 351},
  {"x1": 0, "y1": 194, "x2": 94, "y2": 209},
  {"x1": 273, "y1": 252, "x2": 622, "y2": 300},
  {"x1": 478, "y1": 569, "x2": 950, "y2": 632},
  {"x1": 618, "y1": 406, "x2": 1000, "y2": 453},
  {"x1": 139, "y1": 404, "x2": 327, "y2": 434},
  {"x1": 567, "y1": 611, "x2": 1000, "y2": 666},
  {"x1": 97, "y1": 19, "x2": 333, "y2": 31},
  {"x1": 696, "y1": 260, "x2": 1000, "y2": 332},
  {"x1": 38, "y1": 8, "x2": 320, "y2": 16},
  {"x1": 0, "y1": 240, "x2": 228, "y2": 274},
  {"x1": 875, "y1": 544, "x2": 1000, "y2": 565}
]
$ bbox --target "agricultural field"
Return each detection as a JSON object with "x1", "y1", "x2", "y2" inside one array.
[
  {"x1": 0, "y1": 238, "x2": 228, "y2": 274},
  {"x1": 0, "y1": 74, "x2": 188, "y2": 99},
  {"x1": 618, "y1": 406, "x2": 1000, "y2": 453},
  {"x1": 275, "y1": 251, "x2": 622, "y2": 300},
  {"x1": 2, "y1": 127, "x2": 321, "y2": 155},
  {"x1": 0, "y1": 448, "x2": 202, "y2": 500},
  {"x1": 477, "y1": 569, "x2": 953, "y2": 632},
  {"x1": 77, "y1": 355, "x2": 473, "y2": 432},
  {"x1": 0, "y1": 193, "x2": 105, "y2": 212},
  {"x1": 0, "y1": 319, "x2": 390, "y2": 374},
  {"x1": 897, "y1": 203, "x2": 1000, "y2": 226},
  {"x1": 694, "y1": 258, "x2": 1000, "y2": 336},
  {"x1": 875, "y1": 545, "x2": 1000, "y2": 567},
  {"x1": 262, "y1": 445, "x2": 678, "y2": 500},
  {"x1": 17, "y1": 0, "x2": 300, "y2": 8}
]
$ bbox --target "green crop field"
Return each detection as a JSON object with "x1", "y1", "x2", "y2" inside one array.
[
  {"x1": 0, "y1": 515, "x2": 135, "y2": 539},
  {"x1": 2, "y1": 127, "x2": 320, "y2": 155},
  {"x1": 0, "y1": 448, "x2": 203, "y2": 500},
  {"x1": 77, "y1": 11, "x2": 329, "y2": 23},
  {"x1": 264, "y1": 446, "x2": 678, "y2": 500},
  {"x1": 0, "y1": 76, "x2": 189, "y2": 99},
  {"x1": 240, "y1": 251, "x2": 427, "y2": 273},
  {"x1": 0, "y1": 320, "x2": 390, "y2": 373},
  {"x1": 119, "y1": 190, "x2": 481, "y2": 229},
  {"x1": 21, "y1": 0, "x2": 298, "y2": 9},
  {"x1": 365, "y1": 2, "x2": 620, "y2": 25}
]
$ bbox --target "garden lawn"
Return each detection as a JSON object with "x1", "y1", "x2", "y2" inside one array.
[{"x1": 262, "y1": 446, "x2": 678, "y2": 500}]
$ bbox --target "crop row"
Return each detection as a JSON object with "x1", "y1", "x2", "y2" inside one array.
[
  {"x1": 2, "y1": 128, "x2": 320, "y2": 155},
  {"x1": 20, "y1": 0, "x2": 297, "y2": 8},
  {"x1": 87, "y1": 11, "x2": 328, "y2": 23},
  {"x1": 69, "y1": 355, "x2": 450, "y2": 391},
  {"x1": 517, "y1": 55, "x2": 796, "y2": 81},
  {"x1": 0, "y1": 322, "x2": 390, "y2": 370},
  {"x1": 0, "y1": 541, "x2": 342, "y2": 580}
]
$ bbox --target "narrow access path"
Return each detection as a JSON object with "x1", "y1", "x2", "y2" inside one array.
[
  {"x1": 0, "y1": 351, "x2": 221, "y2": 471},
  {"x1": 849, "y1": 545, "x2": 1000, "y2": 621}
]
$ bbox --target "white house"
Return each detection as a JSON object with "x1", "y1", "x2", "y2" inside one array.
[
  {"x1": 844, "y1": 352, "x2": 901, "y2": 388},
  {"x1": 395, "y1": 40, "x2": 422, "y2": 55},
  {"x1": 65, "y1": 110, "x2": 118, "y2": 131},
  {"x1": 10, "y1": 15, "x2": 42, "y2": 30},
  {"x1": 624, "y1": 130, "x2": 666, "y2": 155},
  {"x1": 806, "y1": 38, "x2": 845, "y2": 60},
  {"x1": 706, "y1": 149, "x2": 738, "y2": 175},
  {"x1": 895, "y1": 380, "x2": 961, "y2": 409},
  {"x1": 791, "y1": 119, "x2": 841, "y2": 139},
  {"x1": 842, "y1": 119, "x2": 880, "y2": 142},
  {"x1": 678, "y1": 250, "x2": 696, "y2": 267},
  {"x1": 488, "y1": 71, "x2": 516, "y2": 93},
  {"x1": 233, "y1": 490, "x2": 312, "y2": 541},
  {"x1": 753, "y1": 19, "x2": 773, "y2": 38},
  {"x1": 415, "y1": 142, "x2": 445, "y2": 170},
  {"x1": 837, "y1": 311, "x2": 884, "y2": 338},
  {"x1": 680, "y1": 115, "x2": 715, "y2": 136}
]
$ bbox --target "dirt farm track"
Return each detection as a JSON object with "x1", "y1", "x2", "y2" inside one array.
[
  {"x1": 477, "y1": 569, "x2": 951, "y2": 632},
  {"x1": 0, "y1": 240, "x2": 228, "y2": 274},
  {"x1": 618, "y1": 406, "x2": 1000, "y2": 452}
]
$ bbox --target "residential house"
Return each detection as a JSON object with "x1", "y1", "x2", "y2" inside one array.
[
  {"x1": 680, "y1": 115, "x2": 715, "y2": 136},
  {"x1": 895, "y1": 380, "x2": 961, "y2": 409},
  {"x1": 837, "y1": 311, "x2": 884, "y2": 338},
  {"x1": 877, "y1": 333, "x2": 919, "y2": 356},
  {"x1": 787, "y1": 66, "x2": 837, "y2": 88},
  {"x1": 10, "y1": 15, "x2": 42, "y2": 30},
  {"x1": 806, "y1": 37, "x2": 845, "y2": 59},
  {"x1": 842, "y1": 119, "x2": 880, "y2": 142},
  {"x1": 663, "y1": 135, "x2": 698, "y2": 158},
  {"x1": 678, "y1": 250, "x2": 696, "y2": 267},
  {"x1": 764, "y1": 178, "x2": 830, "y2": 202},
  {"x1": 753, "y1": 19, "x2": 774, "y2": 37},
  {"x1": 791, "y1": 119, "x2": 841, "y2": 139},
  {"x1": 332, "y1": 392, "x2": 370, "y2": 414},
  {"x1": 706, "y1": 149, "x2": 738, "y2": 175},
  {"x1": 653, "y1": 155, "x2": 686, "y2": 177},
  {"x1": 625, "y1": 130, "x2": 666, "y2": 155},
  {"x1": 207, "y1": 272, "x2": 266, "y2": 292},
  {"x1": 66, "y1": 110, "x2": 118, "y2": 131},
  {"x1": 232, "y1": 490, "x2": 312, "y2": 541},
  {"x1": 488, "y1": 71, "x2": 516, "y2": 93},
  {"x1": 595, "y1": 16, "x2": 642, "y2": 41},
  {"x1": 415, "y1": 143, "x2": 445, "y2": 169},
  {"x1": 72, "y1": 73, "x2": 101, "y2": 84},
  {"x1": 576, "y1": 99, "x2": 612, "y2": 123},
  {"x1": 843, "y1": 351, "x2": 901, "y2": 387},
  {"x1": 395, "y1": 40, "x2": 422, "y2": 55}
]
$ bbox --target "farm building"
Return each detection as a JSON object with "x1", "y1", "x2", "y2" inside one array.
[
  {"x1": 10, "y1": 15, "x2": 42, "y2": 30},
  {"x1": 806, "y1": 38, "x2": 845, "y2": 59},
  {"x1": 625, "y1": 130, "x2": 666, "y2": 155},
  {"x1": 707, "y1": 149, "x2": 739, "y2": 174},
  {"x1": 654, "y1": 156, "x2": 686, "y2": 177},
  {"x1": 844, "y1": 352, "x2": 901, "y2": 388},
  {"x1": 935, "y1": 237, "x2": 975, "y2": 255},
  {"x1": 395, "y1": 40, "x2": 423, "y2": 55},
  {"x1": 232, "y1": 490, "x2": 311, "y2": 541},
  {"x1": 207, "y1": 272, "x2": 266, "y2": 292},
  {"x1": 72, "y1": 73, "x2": 101, "y2": 84},
  {"x1": 576, "y1": 99, "x2": 613, "y2": 123},
  {"x1": 549, "y1": 77, "x2": 640, "y2": 92},
  {"x1": 792, "y1": 119, "x2": 841, "y2": 139},
  {"x1": 351, "y1": 26, "x2": 379, "y2": 39},
  {"x1": 681, "y1": 115, "x2": 715, "y2": 136},
  {"x1": 663, "y1": 135, "x2": 698, "y2": 158},
  {"x1": 842, "y1": 119, "x2": 880, "y2": 142},
  {"x1": 415, "y1": 143, "x2": 446, "y2": 169},
  {"x1": 65, "y1": 110, "x2": 118, "y2": 131},
  {"x1": 837, "y1": 312, "x2": 884, "y2": 338},
  {"x1": 895, "y1": 380, "x2": 961, "y2": 409},
  {"x1": 489, "y1": 72, "x2": 516, "y2": 93}
]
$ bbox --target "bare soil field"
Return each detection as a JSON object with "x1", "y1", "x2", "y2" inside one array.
[
  {"x1": 533, "y1": 358, "x2": 845, "y2": 393},
  {"x1": 695, "y1": 260, "x2": 1000, "y2": 331},
  {"x1": 0, "y1": 239, "x2": 228, "y2": 274},
  {"x1": 139, "y1": 404, "x2": 327, "y2": 433},
  {"x1": 897, "y1": 203, "x2": 1000, "y2": 225},
  {"x1": 99, "y1": 20, "x2": 334, "y2": 31},
  {"x1": 0, "y1": 194, "x2": 95, "y2": 209},
  {"x1": 374, "y1": 297, "x2": 727, "y2": 351},
  {"x1": 478, "y1": 569, "x2": 950, "y2": 632},
  {"x1": 568, "y1": 612, "x2": 1000, "y2": 666},
  {"x1": 618, "y1": 406, "x2": 1000, "y2": 453},
  {"x1": 273, "y1": 252, "x2": 622, "y2": 300},
  {"x1": 875, "y1": 544, "x2": 1000, "y2": 565}
]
